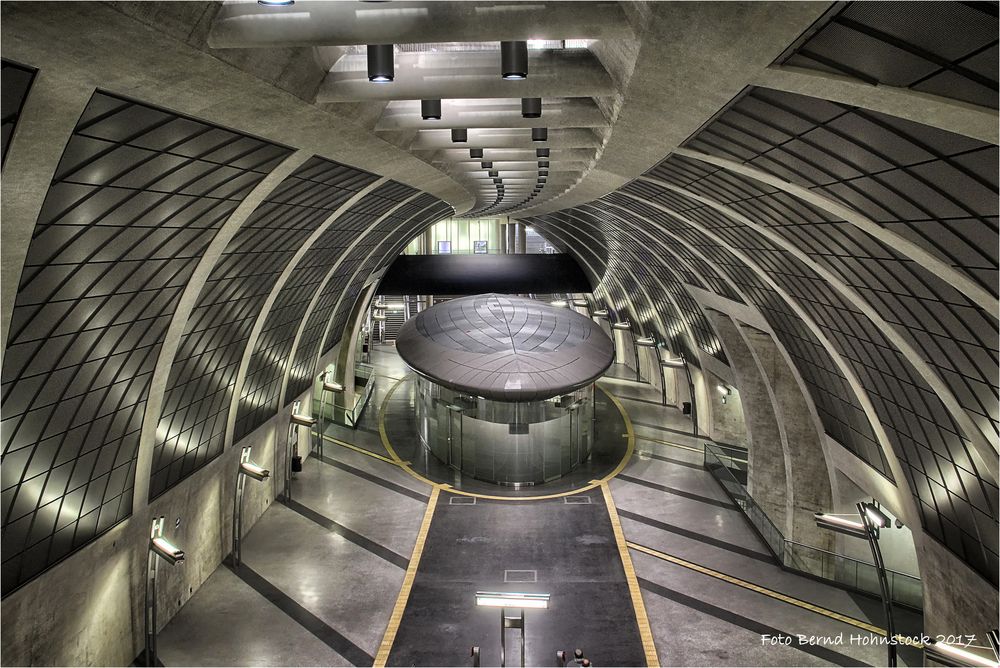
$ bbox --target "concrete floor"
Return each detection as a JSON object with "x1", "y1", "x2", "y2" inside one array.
[{"x1": 158, "y1": 345, "x2": 922, "y2": 667}]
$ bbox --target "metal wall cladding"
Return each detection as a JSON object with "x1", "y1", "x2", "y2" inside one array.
[
  {"x1": 779, "y1": 1, "x2": 998, "y2": 109},
  {"x1": 233, "y1": 181, "x2": 446, "y2": 440},
  {"x1": 0, "y1": 90, "x2": 290, "y2": 595},
  {"x1": 1, "y1": 59, "x2": 37, "y2": 169},
  {"x1": 149, "y1": 157, "x2": 378, "y2": 500}
]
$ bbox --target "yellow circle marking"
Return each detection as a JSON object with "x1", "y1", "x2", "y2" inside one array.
[{"x1": 378, "y1": 376, "x2": 635, "y2": 500}]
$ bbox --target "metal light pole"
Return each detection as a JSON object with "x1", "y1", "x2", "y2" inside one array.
[
  {"x1": 815, "y1": 502, "x2": 897, "y2": 667},
  {"x1": 145, "y1": 517, "x2": 184, "y2": 666},
  {"x1": 286, "y1": 401, "x2": 316, "y2": 502},
  {"x1": 232, "y1": 446, "x2": 269, "y2": 567}
]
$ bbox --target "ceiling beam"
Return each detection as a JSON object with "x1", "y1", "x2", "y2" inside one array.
[{"x1": 375, "y1": 97, "x2": 607, "y2": 131}]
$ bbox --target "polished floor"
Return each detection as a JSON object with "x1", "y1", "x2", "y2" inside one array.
[{"x1": 157, "y1": 346, "x2": 921, "y2": 667}]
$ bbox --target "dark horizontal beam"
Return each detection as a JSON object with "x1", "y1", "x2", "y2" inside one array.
[{"x1": 376, "y1": 254, "x2": 593, "y2": 296}]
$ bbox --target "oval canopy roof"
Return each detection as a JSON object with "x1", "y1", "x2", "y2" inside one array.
[{"x1": 396, "y1": 293, "x2": 614, "y2": 401}]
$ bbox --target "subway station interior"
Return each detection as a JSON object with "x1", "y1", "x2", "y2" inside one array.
[{"x1": 1, "y1": 2, "x2": 999, "y2": 667}]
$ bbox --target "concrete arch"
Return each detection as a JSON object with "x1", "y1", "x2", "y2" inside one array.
[
  {"x1": 669, "y1": 149, "x2": 998, "y2": 317},
  {"x1": 220, "y1": 177, "x2": 392, "y2": 451},
  {"x1": 642, "y1": 174, "x2": 999, "y2": 481}
]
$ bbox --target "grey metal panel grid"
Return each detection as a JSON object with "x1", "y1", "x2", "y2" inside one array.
[
  {"x1": 396, "y1": 294, "x2": 614, "y2": 401},
  {"x1": 1, "y1": 59, "x2": 36, "y2": 169},
  {"x1": 149, "y1": 156, "x2": 377, "y2": 500},
  {"x1": 779, "y1": 1, "x2": 999, "y2": 109},
  {"x1": 629, "y1": 164, "x2": 999, "y2": 585},
  {"x1": 0, "y1": 91, "x2": 289, "y2": 596}
]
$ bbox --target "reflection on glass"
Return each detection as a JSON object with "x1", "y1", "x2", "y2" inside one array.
[{"x1": 414, "y1": 377, "x2": 595, "y2": 486}]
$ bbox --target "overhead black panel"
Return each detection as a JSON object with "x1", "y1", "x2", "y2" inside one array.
[
  {"x1": 0, "y1": 91, "x2": 289, "y2": 596},
  {"x1": 1, "y1": 59, "x2": 37, "y2": 169},
  {"x1": 377, "y1": 254, "x2": 592, "y2": 297},
  {"x1": 780, "y1": 1, "x2": 999, "y2": 109},
  {"x1": 149, "y1": 157, "x2": 377, "y2": 500}
]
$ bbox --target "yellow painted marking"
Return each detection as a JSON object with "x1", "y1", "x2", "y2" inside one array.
[
  {"x1": 374, "y1": 485, "x2": 441, "y2": 666},
  {"x1": 378, "y1": 377, "x2": 636, "y2": 501},
  {"x1": 626, "y1": 541, "x2": 895, "y2": 638},
  {"x1": 313, "y1": 432, "x2": 403, "y2": 466},
  {"x1": 602, "y1": 482, "x2": 660, "y2": 667}
]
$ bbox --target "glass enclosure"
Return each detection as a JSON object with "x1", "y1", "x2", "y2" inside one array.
[
  {"x1": 405, "y1": 218, "x2": 503, "y2": 254},
  {"x1": 414, "y1": 376, "x2": 595, "y2": 486}
]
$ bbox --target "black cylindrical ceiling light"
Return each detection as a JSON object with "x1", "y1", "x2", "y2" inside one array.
[
  {"x1": 470, "y1": 148, "x2": 484, "y2": 159},
  {"x1": 500, "y1": 41, "x2": 528, "y2": 79},
  {"x1": 258, "y1": 0, "x2": 295, "y2": 5},
  {"x1": 538, "y1": 160, "x2": 549, "y2": 168},
  {"x1": 536, "y1": 148, "x2": 550, "y2": 158},
  {"x1": 493, "y1": 178, "x2": 503, "y2": 184},
  {"x1": 531, "y1": 127, "x2": 548, "y2": 142},
  {"x1": 367, "y1": 44, "x2": 394, "y2": 83},
  {"x1": 521, "y1": 97, "x2": 542, "y2": 118},
  {"x1": 488, "y1": 170, "x2": 498, "y2": 178},
  {"x1": 481, "y1": 161, "x2": 493, "y2": 169},
  {"x1": 539, "y1": 169, "x2": 549, "y2": 176},
  {"x1": 451, "y1": 128, "x2": 468, "y2": 143},
  {"x1": 421, "y1": 99, "x2": 442, "y2": 120}
]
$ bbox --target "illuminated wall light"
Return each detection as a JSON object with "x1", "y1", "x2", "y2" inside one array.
[
  {"x1": 367, "y1": 44, "x2": 394, "y2": 82},
  {"x1": 500, "y1": 41, "x2": 528, "y2": 79},
  {"x1": 421, "y1": 99, "x2": 442, "y2": 120}
]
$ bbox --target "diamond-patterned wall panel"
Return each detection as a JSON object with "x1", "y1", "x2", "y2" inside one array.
[
  {"x1": 0, "y1": 91, "x2": 289, "y2": 596},
  {"x1": 149, "y1": 157, "x2": 377, "y2": 500},
  {"x1": 779, "y1": 2, "x2": 998, "y2": 109},
  {"x1": 1, "y1": 59, "x2": 37, "y2": 169},
  {"x1": 233, "y1": 180, "x2": 440, "y2": 439}
]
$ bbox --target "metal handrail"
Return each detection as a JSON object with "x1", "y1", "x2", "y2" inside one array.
[{"x1": 704, "y1": 443, "x2": 923, "y2": 610}]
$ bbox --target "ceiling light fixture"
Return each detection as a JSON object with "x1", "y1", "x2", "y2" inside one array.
[
  {"x1": 451, "y1": 128, "x2": 468, "y2": 143},
  {"x1": 367, "y1": 44, "x2": 394, "y2": 83},
  {"x1": 521, "y1": 97, "x2": 541, "y2": 118},
  {"x1": 481, "y1": 161, "x2": 493, "y2": 169},
  {"x1": 421, "y1": 99, "x2": 442, "y2": 120},
  {"x1": 470, "y1": 148, "x2": 484, "y2": 159},
  {"x1": 531, "y1": 127, "x2": 548, "y2": 142},
  {"x1": 257, "y1": 0, "x2": 294, "y2": 5},
  {"x1": 488, "y1": 170, "x2": 498, "y2": 178},
  {"x1": 539, "y1": 169, "x2": 548, "y2": 176},
  {"x1": 493, "y1": 178, "x2": 503, "y2": 184},
  {"x1": 538, "y1": 160, "x2": 549, "y2": 168},
  {"x1": 500, "y1": 41, "x2": 528, "y2": 80},
  {"x1": 536, "y1": 148, "x2": 549, "y2": 158}
]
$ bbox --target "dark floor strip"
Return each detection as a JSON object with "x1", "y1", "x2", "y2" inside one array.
[
  {"x1": 283, "y1": 499, "x2": 410, "y2": 569},
  {"x1": 617, "y1": 508, "x2": 774, "y2": 564},
  {"x1": 637, "y1": 578, "x2": 870, "y2": 668},
  {"x1": 317, "y1": 454, "x2": 430, "y2": 502},
  {"x1": 131, "y1": 651, "x2": 165, "y2": 666},
  {"x1": 634, "y1": 448, "x2": 703, "y2": 470},
  {"x1": 617, "y1": 474, "x2": 737, "y2": 510},
  {"x1": 631, "y1": 420, "x2": 697, "y2": 439},
  {"x1": 227, "y1": 563, "x2": 375, "y2": 667}
]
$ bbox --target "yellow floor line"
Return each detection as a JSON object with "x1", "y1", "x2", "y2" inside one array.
[
  {"x1": 378, "y1": 377, "x2": 637, "y2": 501},
  {"x1": 602, "y1": 482, "x2": 660, "y2": 667},
  {"x1": 374, "y1": 485, "x2": 441, "y2": 666},
  {"x1": 626, "y1": 541, "x2": 890, "y2": 638},
  {"x1": 314, "y1": 432, "x2": 402, "y2": 466}
]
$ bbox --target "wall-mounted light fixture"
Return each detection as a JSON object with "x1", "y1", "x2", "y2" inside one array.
[
  {"x1": 367, "y1": 44, "x2": 394, "y2": 82},
  {"x1": 500, "y1": 41, "x2": 528, "y2": 79},
  {"x1": 421, "y1": 99, "x2": 442, "y2": 120},
  {"x1": 521, "y1": 97, "x2": 542, "y2": 118},
  {"x1": 451, "y1": 128, "x2": 468, "y2": 143},
  {"x1": 718, "y1": 384, "x2": 732, "y2": 404},
  {"x1": 317, "y1": 370, "x2": 344, "y2": 458},
  {"x1": 285, "y1": 400, "x2": 316, "y2": 500},
  {"x1": 531, "y1": 127, "x2": 548, "y2": 142}
]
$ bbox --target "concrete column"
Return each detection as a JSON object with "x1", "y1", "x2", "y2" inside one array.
[
  {"x1": 506, "y1": 222, "x2": 516, "y2": 255},
  {"x1": 516, "y1": 222, "x2": 527, "y2": 254},
  {"x1": 706, "y1": 311, "x2": 789, "y2": 531},
  {"x1": 739, "y1": 324, "x2": 835, "y2": 556}
]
